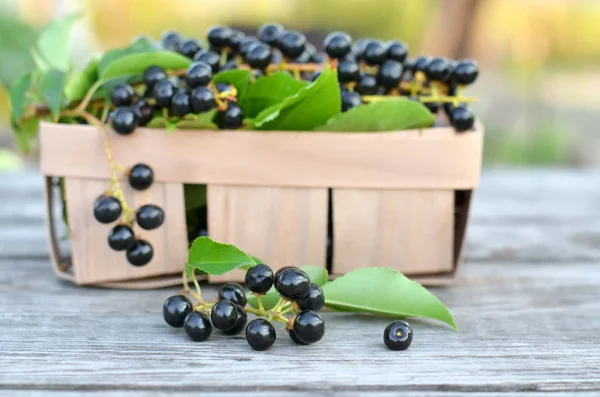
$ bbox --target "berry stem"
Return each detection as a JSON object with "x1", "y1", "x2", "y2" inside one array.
[
  {"x1": 254, "y1": 293, "x2": 265, "y2": 312},
  {"x1": 272, "y1": 297, "x2": 286, "y2": 313},
  {"x1": 191, "y1": 269, "x2": 204, "y2": 303},
  {"x1": 76, "y1": 80, "x2": 103, "y2": 114},
  {"x1": 244, "y1": 306, "x2": 262, "y2": 316}
]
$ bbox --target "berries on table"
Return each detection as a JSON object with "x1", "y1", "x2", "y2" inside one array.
[
  {"x1": 132, "y1": 99, "x2": 152, "y2": 127},
  {"x1": 296, "y1": 283, "x2": 325, "y2": 311},
  {"x1": 128, "y1": 163, "x2": 154, "y2": 191},
  {"x1": 108, "y1": 224, "x2": 135, "y2": 251},
  {"x1": 275, "y1": 268, "x2": 311, "y2": 301},
  {"x1": 126, "y1": 239, "x2": 153, "y2": 267},
  {"x1": 136, "y1": 204, "x2": 165, "y2": 230},
  {"x1": 377, "y1": 60, "x2": 403, "y2": 90},
  {"x1": 218, "y1": 283, "x2": 247, "y2": 307},
  {"x1": 222, "y1": 304, "x2": 247, "y2": 335},
  {"x1": 245, "y1": 42, "x2": 272, "y2": 70},
  {"x1": 324, "y1": 31, "x2": 352, "y2": 59},
  {"x1": 292, "y1": 310, "x2": 325, "y2": 344},
  {"x1": 257, "y1": 23, "x2": 284, "y2": 46},
  {"x1": 143, "y1": 66, "x2": 167, "y2": 91},
  {"x1": 163, "y1": 295, "x2": 193, "y2": 328},
  {"x1": 184, "y1": 61, "x2": 212, "y2": 89},
  {"x1": 452, "y1": 59, "x2": 479, "y2": 85},
  {"x1": 152, "y1": 79, "x2": 176, "y2": 108},
  {"x1": 245, "y1": 264, "x2": 274, "y2": 294},
  {"x1": 193, "y1": 50, "x2": 221, "y2": 73},
  {"x1": 386, "y1": 40, "x2": 408, "y2": 63},
  {"x1": 93, "y1": 196, "x2": 122, "y2": 224},
  {"x1": 341, "y1": 90, "x2": 362, "y2": 112},
  {"x1": 161, "y1": 31, "x2": 180, "y2": 51},
  {"x1": 190, "y1": 86, "x2": 217, "y2": 113},
  {"x1": 111, "y1": 107, "x2": 138, "y2": 135},
  {"x1": 337, "y1": 59, "x2": 360, "y2": 83},
  {"x1": 383, "y1": 320, "x2": 413, "y2": 350},
  {"x1": 215, "y1": 103, "x2": 244, "y2": 130},
  {"x1": 184, "y1": 311, "x2": 212, "y2": 341},
  {"x1": 207, "y1": 25, "x2": 232, "y2": 50},
  {"x1": 278, "y1": 30, "x2": 306, "y2": 59},
  {"x1": 363, "y1": 40, "x2": 387, "y2": 65},
  {"x1": 246, "y1": 318, "x2": 276, "y2": 351},
  {"x1": 110, "y1": 84, "x2": 135, "y2": 107},
  {"x1": 425, "y1": 57, "x2": 451, "y2": 82},
  {"x1": 178, "y1": 38, "x2": 202, "y2": 59},
  {"x1": 355, "y1": 73, "x2": 379, "y2": 95},
  {"x1": 449, "y1": 105, "x2": 475, "y2": 132},
  {"x1": 170, "y1": 90, "x2": 191, "y2": 117}
]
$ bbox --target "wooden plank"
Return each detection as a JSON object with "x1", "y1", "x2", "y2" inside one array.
[
  {"x1": 207, "y1": 185, "x2": 328, "y2": 282},
  {"x1": 39, "y1": 122, "x2": 483, "y2": 189}
]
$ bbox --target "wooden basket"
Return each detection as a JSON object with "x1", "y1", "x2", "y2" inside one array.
[{"x1": 40, "y1": 121, "x2": 483, "y2": 288}]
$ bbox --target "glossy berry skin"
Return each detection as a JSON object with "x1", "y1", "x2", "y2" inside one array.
[
  {"x1": 240, "y1": 37, "x2": 260, "y2": 57},
  {"x1": 161, "y1": 31, "x2": 180, "y2": 51},
  {"x1": 341, "y1": 90, "x2": 362, "y2": 112},
  {"x1": 193, "y1": 50, "x2": 221, "y2": 73},
  {"x1": 211, "y1": 300, "x2": 239, "y2": 332},
  {"x1": 246, "y1": 318, "x2": 276, "y2": 351},
  {"x1": 386, "y1": 40, "x2": 408, "y2": 63},
  {"x1": 288, "y1": 329, "x2": 308, "y2": 345},
  {"x1": 190, "y1": 86, "x2": 217, "y2": 113},
  {"x1": 170, "y1": 90, "x2": 191, "y2": 117},
  {"x1": 377, "y1": 60, "x2": 403, "y2": 89},
  {"x1": 152, "y1": 80, "x2": 175, "y2": 108},
  {"x1": 132, "y1": 100, "x2": 152, "y2": 127},
  {"x1": 414, "y1": 56, "x2": 432, "y2": 74},
  {"x1": 297, "y1": 283, "x2": 325, "y2": 311},
  {"x1": 274, "y1": 266, "x2": 294, "y2": 279},
  {"x1": 129, "y1": 163, "x2": 153, "y2": 190},
  {"x1": 383, "y1": 320, "x2": 413, "y2": 350},
  {"x1": 178, "y1": 38, "x2": 201, "y2": 59},
  {"x1": 184, "y1": 61, "x2": 212, "y2": 89},
  {"x1": 229, "y1": 30, "x2": 245, "y2": 52},
  {"x1": 324, "y1": 31, "x2": 352, "y2": 59},
  {"x1": 222, "y1": 304, "x2": 247, "y2": 335},
  {"x1": 143, "y1": 66, "x2": 167, "y2": 91},
  {"x1": 110, "y1": 84, "x2": 135, "y2": 107},
  {"x1": 450, "y1": 105, "x2": 475, "y2": 132},
  {"x1": 293, "y1": 310, "x2": 325, "y2": 344},
  {"x1": 94, "y1": 196, "x2": 122, "y2": 224},
  {"x1": 215, "y1": 82, "x2": 231, "y2": 93},
  {"x1": 275, "y1": 268, "x2": 311, "y2": 301},
  {"x1": 184, "y1": 311, "x2": 212, "y2": 341},
  {"x1": 425, "y1": 57, "x2": 451, "y2": 82},
  {"x1": 245, "y1": 264, "x2": 274, "y2": 294},
  {"x1": 220, "y1": 59, "x2": 238, "y2": 71},
  {"x1": 257, "y1": 23, "x2": 284, "y2": 46},
  {"x1": 293, "y1": 50, "x2": 311, "y2": 64},
  {"x1": 107, "y1": 224, "x2": 135, "y2": 251},
  {"x1": 355, "y1": 73, "x2": 379, "y2": 95},
  {"x1": 278, "y1": 30, "x2": 306, "y2": 59},
  {"x1": 126, "y1": 239, "x2": 153, "y2": 267},
  {"x1": 352, "y1": 38, "x2": 373, "y2": 59},
  {"x1": 163, "y1": 295, "x2": 192, "y2": 328},
  {"x1": 111, "y1": 107, "x2": 138, "y2": 135},
  {"x1": 215, "y1": 103, "x2": 244, "y2": 130},
  {"x1": 337, "y1": 59, "x2": 359, "y2": 83},
  {"x1": 363, "y1": 41, "x2": 387, "y2": 65},
  {"x1": 218, "y1": 283, "x2": 247, "y2": 307},
  {"x1": 207, "y1": 25, "x2": 232, "y2": 49},
  {"x1": 452, "y1": 59, "x2": 479, "y2": 85},
  {"x1": 136, "y1": 204, "x2": 165, "y2": 230},
  {"x1": 246, "y1": 42, "x2": 272, "y2": 70}
]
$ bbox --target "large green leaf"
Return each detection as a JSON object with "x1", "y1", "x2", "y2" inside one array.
[
  {"x1": 100, "y1": 51, "x2": 191, "y2": 81},
  {"x1": 316, "y1": 98, "x2": 435, "y2": 132},
  {"x1": 252, "y1": 67, "x2": 341, "y2": 131},
  {"x1": 185, "y1": 237, "x2": 257, "y2": 277},
  {"x1": 97, "y1": 36, "x2": 158, "y2": 76},
  {"x1": 322, "y1": 267, "x2": 457, "y2": 329},
  {"x1": 39, "y1": 68, "x2": 66, "y2": 120},
  {"x1": 11, "y1": 115, "x2": 40, "y2": 154},
  {"x1": 0, "y1": 15, "x2": 38, "y2": 88},
  {"x1": 65, "y1": 57, "x2": 99, "y2": 102},
  {"x1": 247, "y1": 266, "x2": 329, "y2": 310},
  {"x1": 10, "y1": 72, "x2": 33, "y2": 121},
  {"x1": 212, "y1": 69, "x2": 252, "y2": 101},
  {"x1": 239, "y1": 72, "x2": 307, "y2": 118},
  {"x1": 36, "y1": 12, "x2": 81, "y2": 71}
]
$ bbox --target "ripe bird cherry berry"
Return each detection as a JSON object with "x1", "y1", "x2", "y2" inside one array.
[
  {"x1": 240, "y1": 37, "x2": 260, "y2": 57},
  {"x1": 94, "y1": 196, "x2": 122, "y2": 224},
  {"x1": 128, "y1": 163, "x2": 154, "y2": 191},
  {"x1": 110, "y1": 84, "x2": 135, "y2": 107},
  {"x1": 275, "y1": 268, "x2": 311, "y2": 301},
  {"x1": 386, "y1": 40, "x2": 408, "y2": 63},
  {"x1": 136, "y1": 204, "x2": 165, "y2": 230},
  {"x1": 337, "y1": 59, "x2": 360, "y2": 83},
  {"x1": 278, "y1": 30, "x2": 306, "y2": 59},
  {"x1": 229, "y1": 30, "x2": 245, "y2": 52},
  {"x1": 108, "y1": 224, "x2": 135, "y2": 251},
  {"x1": 293, "y1": 310, "x2": 325, "y2": 344},
  {"x1": 161, "y1": 31, "x2": 180, "y2": 51},
  {"x1": 341, "y1": 90, "x2": 362, "y2": 112},
  {"x1": 450, "y1": 105, "x2": 475, "y2": 132},
  {"x1": 274, "y1": 266, "x2": 294, "y2": 279},
  {"x1": 377, "y1": 60, "x2": 403, "y2": 89},
  {"x1": 363, "y1": 41, "x2": 387, "y2": 65},
  {"x1": 126, "y1": 239, "x2": 153, "y2": 267},
  {"x1": 143, "y1": 66, "x2": 167, "y2": 91},
  {"x1": 190, "y1": 86, "x2": 217, "y2": 113},
  {"x1": 211, "y1": 300, "x2": 239, "y2": 332},
  {"x1": 383, "y1": 320, "x2": 413, "y2": 350},
  {"x1": 193, "y1": 50, "x2": 221, "y2": 73},
  {"x1": 246, "y1": 42, "x2": 272, "y2": 70},
  {"x1": 184, "y1": 61, "x2": 212, "y2": 89},
  {"x1": 245, "y1": 264, "x2": 274, "y2": 294},
  {"x1": 215, "y1": 103, "x2": 244, "y2": 130},
  {"x1": 170, "y1": 90, "x2": 191, "y2": 117},
  {"x1": 178, "y1": 38, "x2": 201, "y2": 59},
  {"x1": 414, "y1": 56, "x2": 432, "y2": 74},
  {"x1": 355, "y1": 73, "x2": 379, "y2": 95},
  {"x1": 257, "y1": 23, "x2": 284, "y2": 46},
  {"x1": 152, "y1": 79, "x2": 176, "y2": 108},
  {"x1": 132, "y1": 100, "x2": 152, "y2": 127},
  {"x1": 246, "y1": 318, "x2": 276, "y2": 351},
  {"x1": 323, "y1": 31, "x2": 352, "y2": 59},
  {"x1": 184, "y1": 311, "x2": 212, "y2": 341},
  {"x1": 111, "y1": 107, "x2": 138, "y2": 135},
  {"x1": 222, "y1": 304, "x2": 247, "y2": 335},
  {"x1": 218, "y1": 283, "x2": 247, "y2": 307},
  {"x1": 425, "y1": 57, "x2": 451, "y2": 82},
  {"x1": 207, "y1": 25, "x2": 233, "y2": 50},
  {"x1": 297, "y1": 283, "x2": 325, "y2": 311},
  {"x1": 451, "y1": 59, "x2": 479, "y2": 85},
  {"x1": 215, "y1": 82, "x2": 231, "y2": 93},
  {"x1": 163, "y1": 295, "x2": 192, "y2": 328},
  {"x1": 288, "y1": 329, "x2": 308, "y2": 345}
]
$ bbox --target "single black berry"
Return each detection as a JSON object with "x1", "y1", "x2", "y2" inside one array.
[
  {"x1": 193, "y1": 50, "x2": 221, "y2": 73},
  {"x1": 184, "y1": 61, "x2": 212, "y2": 89},
  {"x1": 132, "y1": 99, "x2": 152, "y2": 127},
  {"x1": 170, "y1": 90, "x2": 191, "y2": 117},
  {"x1": 355, "y1": 73, "x2": 379, "y2": 95},
  {"x1": 152, "y1": 79, "x2": 176, "y2": 108},
  {"x1": 240, "y1": 37, "x2": 260, "y2": 57},
  {"x1": 337, "y1": 59, "x2": 359, "y2": 83},
  {"x1": 352, "y1": 38, "x2": 372, "y2": 59},
  {"x1": 296, "y1": 283, "x2": 325, "y2": 311},
  {"x1": 178, "y1": 38, "x2": 201, "y2": 59},
  {"x1": 207, "y1": 25, "x2": 232, "y2": 49},
  {"x1": 128, "y1": 163, "x2": 153, "y2": 190},
  {"x1": 451, "y1": 59, "x2": 479, "y2": 85},
  {"x1": 245, "y1": 264, "x2": 274, "y2": 294},
  {"x1": 110, "y1": 84, "x2": 135, "y2": 107},
  {"x1": 107, "y1": 224, "x2": 135, "y2": 251},
  {"x1": 363, "y1": 41, "x2": 386, "y2": 65},
  {"x1": 161, "y1": 31, "x2": 180, "y2": 51},
  {"x1": 229, "y1": 29, "x2": 245, "y2": 52},
  {"x1": 246, "y1": 42, "x2": 272, "y2": 70},
  {"x1": 220, "y1": 59, "x2": 238, "y2": 71},
  {"x1": 218, "y1": 283, "x2": 247, "y2": 307},
  {"x1": 275, "y1": 268, "x2": 311, "y2": 301},
  {"x1": 450, "y1": 105, "x2": 475, "y2": 132},
  {"x1": 210, "y1": 300, "x2": 239, "y2": 332},
  {"x1": 143, "y1": 66, "x2": 167, "y2": 91},
  {"x1": 274, "y1": 266, "x2": 294, "y2": 279},
  {"x1": 163, "y1": 295, "x2": 192, "y2": 328},
  {"x1": 111, "y1": 106, "x2": 138, "y2": 135},
  {"x1": 184, "y1": 311, "x2": 212, "y2": 341},
  {"x1": 215, "y1": 103, "x2": 244, "y2": 130},
  {"x1": 383, "y1": 320, "x2": 413, "y2": 350},
  {"x1": 288, "y1": 329, "x2": 308, "y2": 345},
  {"x1": 341, "y1": 90, "x2": 362, "y2": 112},
  {"x1": 323, "y1": 31, "x2": 352, "y2": 59},
  {"x1": 126, "y1": 239, "x2": 153, "y2": 267},
  {"x1": 278, "y1": 30, "x2": 306, "y2": 59},
  {"x1": 386, "y1": 40, "x2": 408, "y2": 63},
  {"x1": 190, "y1": 86, "x2": 217, "y2": 113},
  {"x1": 246, "y1": 318, "x2": 276, "y2": 351},
  {"x1": 222, "y1": 304, "x2": 247, "y2": 335},
  {"x1": 136, "y1": 204, "x2": 165, "y2": 230},
  {"x1": 414, "y1": 56, "x2": 432, "y2": 74},
  {"x1": 215, "y1": 82, "x2": 231, "y2": 93},
  {"x1": 293, "y1": 310, "x2": 325, "y2": 344},
  {"x1": 257, "y1": 23, "x2": 284, "y2": 46},
  {"x1": 377, "y1": 60, "x2": 403, "y2": 89},
  {"x1": 93, "y1": 196, "x2": 122, "y2": 224},
  {"x1": 425, "y1": 57, "x2": 451, "y2": 82}
]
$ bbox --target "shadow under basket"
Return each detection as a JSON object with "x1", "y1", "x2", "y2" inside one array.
[{"x1": 40, "y1": 121, "x2": 483, "y2": 289}]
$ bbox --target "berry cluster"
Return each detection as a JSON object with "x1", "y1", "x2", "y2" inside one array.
[{"x1": 163, "y1": 265, "x2": 325, "y2": 351}]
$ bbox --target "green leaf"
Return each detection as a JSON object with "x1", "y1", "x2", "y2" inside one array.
[
  {"x1": 322, "y1": 267, "x2": 457, "y2": 329},
  {"x1": 316, "y1": 98, "x2": 435, "y2": 132},
  {"x1": 97, "y1": 36, "x2": 158, "y2": 76},
  {"x1": 100, "y1": 51, "x2": 190, "y2": 82},
  {"x1": 36, "y1": 12, "x2": 81, "y2": 71},
  {"x1": 0, "y1": 15, "x2": 38, "y2": 88},
  {"x1": 185, "y1": 237, "x2": 257, "y2": 277},
  {"x1": 10, "y1": 72, "x2": 33, "y2": 121},
  {"x1": 212, "y1": 69, "x2": 252, "y2": 100},
  {"x1": 239, "y1": 72, "x2": 308, "y2": 118},
  {"x1": 65, "y1": 57, "x2": 99, "y2": 102},
  {"x1": 176, "y1": 110, "x2": 218, "y2": 130},
  {"x1": 247, "y1": 266, "x2": 328, "y2": 310},
  {"x1": 253, "y1": 67, "x2": 341, "y2": 131},
  {"x1": 11, "y1": 115, "x2": 40, "y2": 154},
  {"x1": 39, "y1": 68, "x2": 66, "y2": 120}
]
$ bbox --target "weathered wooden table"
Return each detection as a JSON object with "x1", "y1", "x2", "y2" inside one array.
[{"x1": 1, "y1": 170, "x2": 599, "y2": 396}]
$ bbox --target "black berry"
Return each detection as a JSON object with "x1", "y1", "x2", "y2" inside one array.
[
  {"x1": 229, "y1": 30, "x2": 245, "y2": 52},
  {"x1": 257, "y1": 23, "x2": 284, "y2": 46},
  {"x1": 132, "y1": 99, "x2": 152, "y2": 127},
  {"x1": 184, "y1": 311, "x2": 212, "y2": 341},
  {"x1": 377, "y1": 60, "x2": 403, "y2": 89},
  {"x1": 245, "y1": 264, "x2": 274, "y2": 294},
  {"x1": 193, "y1": 50, "x2": 221, "y2": 73},
  {"x1": 128, "y1": 163, "x2": 153, "y2": 190},
  {"x1": 288, "y1": 329, "x2": 308, "y2": 345},
  {"x1": 93, "y1": 196, "x2": 122, "y2": 224},
  {"x1": 215, "y1": 82, "x2": 231, "y2": 93},
  {"x1": 355, "y1": 73, "x2": 378, "y2": 95},
  {"x1": 383, "y1": 320, "x2": 413, "y2": 350},
  {"x1": 425, "y1": 57, "x2": 451, "y2": 82},
  {"x1": 218, "y1": 283, "x2": 247, "y2": 307},
  {"x1": 207, "y1": 25, "x2": 232, "y2": 50},
  {"x1": 143, "y1": 66, "x2": 167, "y2": 91},
  {"x1": 163, "y1": 295, "x2": 192, "y2": 328},
  {"x1": 278, "y1": 30, "x2": 306, "y2": 59},
  {"x1": 293, "y1": 50, "x2": 311, "y2": 64},
  {"x1": 178, "y1": 38, "x2": 201, "y2": 59},
  {"x1": 450, "y1": 105, "x2": 475, "y2": 132},
  {"x1": 275, "y1": 268, "x2": 310, "y2": 301},
  {"x1": 215, "y1": 103, "x2": 244, "y2": 130},
  {"x1": 293, "y1": 310, "x2": 325, "y2": 344},
  {"x1": 161, "y1": 31, "x2": 180, "y2": 51},
  {"x1": 323, "y1": 31, "x2": 352, "y2": 59},
  {"x1": 152, "y1": 79, "x2": 176, "y2": 108},
  {"x1": 136, "y1": 204, "x2": 165, "y2": 230},
  {"x1": 190, "y1": 86, "x2": 217, "y2": 113},
  {"x1": 386, "y1": 40, "x2": 408, "y2": 63},
  {"x1": 363, "y1": 40, "x2": 386, "y2": 65},
  {"x1": 222, "y1": 304, "x2": 247, "y2": 335},
  {"x1": 297, "y1": 283, "x2": 325, "y2": 311},
  {"x1": 220, "y1": 59, "x2": 238, "y2": 71},
  {"x1": 414, "y1": 56, "x2": 432, "y2": 74},
  {"x1": 111, "y1": 107, "x2": 138, "y2": 135},
  {"x1": 170, "y1": 90, "x2": 191, "y2": 117},
  {"x1": 126, "y1": 239, "x2": 153, "y2": 267},
  {"x1": 107, "y1": 224, "x2": 135, "y2": 251},
  {"x1": 274, "y1": 266, "x2": 294, "y2": 279},
  {"x1": 352, "y1": 38, "x2": 373, "y2": 59},
  {"x1": 246, "y1": 42, "x2": 272, "y2": 70},
  {"x1": 341, "y1": 90, "x2": 362, "y2": 112},
  {"x1": 110, "y1": 84, "x2": 135, "y2": 107},
  {"x1": 184, "y1": 61, "x2": 212, "y2": 89},
  {"x1": 452, "y1": 59, "x2": 479, "y2": 85},
  {"x1": 246, "y1": 318, "x2": 276, "y2": 351},
  {"x1": 211, "y1": 300, "x2": 239, "y2": 332},
  {"x1": 240, "y1": 37, "x2": 260, "y2": 57},
  {"x1": 337, "y1": 59, "x2": 359, "y2": 83}
]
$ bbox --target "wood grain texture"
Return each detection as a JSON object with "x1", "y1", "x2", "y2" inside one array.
[
  {"x1": 207, "y1": 185, "x2": 328, "y2": 282},
  {"x1": 39, "y1": 122, "x2": 483, "y2": 189}
]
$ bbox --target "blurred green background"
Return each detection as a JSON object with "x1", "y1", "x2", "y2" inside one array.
[{"x1": 1, "y1": 0, "x2": 598, "y2": 171}]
